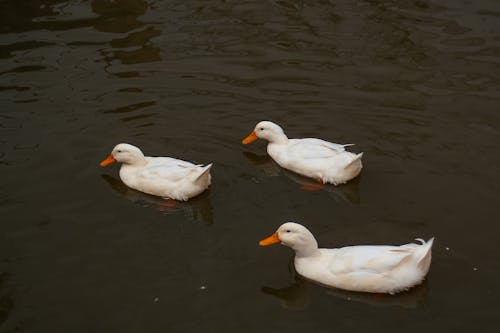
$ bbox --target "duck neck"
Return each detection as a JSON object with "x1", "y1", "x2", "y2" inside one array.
[
  {"x1": 269, "y1": 132, "x2": 289, "y2": 145},
  {"x1": 123, "y1": 153, "x2": 147, "y2": 167},
  {"x1": 291, "y1": 237, "x2": 319, "y2": 258}
]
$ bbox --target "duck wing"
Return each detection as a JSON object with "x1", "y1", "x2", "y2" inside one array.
[
  {"x1": 288, "y1": 138, "x2": 352, "y2": 160},
  {"x1": 138, "y1": 157, "x2": 199, "y2": 182},
  {"x1": 324, "y1": 244, "x2": 417, "y2": 275},
  {"x1": 303, "y1": 138, "x2": 353, "y2": 152}
]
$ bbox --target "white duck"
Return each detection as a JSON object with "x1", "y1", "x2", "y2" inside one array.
[
  {"x1": 259, "y1": 222, "x2": 434, "y2": 294},
  {"x1": 242, "y1": 121, "x2": 363, "y2": 185},
  {"x1": 100, "y1": 143, "x2": 212, "y2": 201}
]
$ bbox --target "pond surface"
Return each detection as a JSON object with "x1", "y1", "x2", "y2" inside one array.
[{"x1": 1, "y1": 0, "x2": 500, "y2": 331}]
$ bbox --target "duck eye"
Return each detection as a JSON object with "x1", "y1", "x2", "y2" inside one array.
[
  {"x1": 259, "y1": 127, "x2": 264, "y2": 131},
  {"x1": 286, "y1": 230, "x2": 291, "y2": 233},
  {"x1": 117, "y1": 150, "x2": 122, "y2": 153}
]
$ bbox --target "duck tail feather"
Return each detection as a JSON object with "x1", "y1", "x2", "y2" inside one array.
[
  {"x1": 194, "y1": 163, "x2": 212, "y2": 183},
  {"x1": 345, "y1": 152, "x2": 363, "y2": 168},
  {"x1": 416, "y1": 237, "x2": 434, "y2": 271}
]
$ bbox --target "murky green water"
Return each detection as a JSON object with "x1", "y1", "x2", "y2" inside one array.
[{"x1": 1, "y1": 0, "x2": 499, "y2": 331}]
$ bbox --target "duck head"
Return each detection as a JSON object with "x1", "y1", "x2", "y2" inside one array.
[
  {"x1": 100, "y1": 143, "x2": 146, "y2": 166},
  {"x1": 260, "y1": 222, "x2": 319, "y2": 257},
  {"x1": 242, "y1": 121, "x2": 288, "y2": 144}
]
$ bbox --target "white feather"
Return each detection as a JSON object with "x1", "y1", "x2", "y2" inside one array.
[
  {"x1": 244, "y1": 121, "x2": 363, "y2": 185},
  {"x1": 261, "y1": 222, "x2": 434, "y2": 294},
  {"x1": 102, "y1": 143, "x2": 212, "y2": 201}
]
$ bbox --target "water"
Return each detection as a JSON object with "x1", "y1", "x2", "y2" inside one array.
[{"x1": 1, "y1": 0, "x2": 499, "y2": 331}]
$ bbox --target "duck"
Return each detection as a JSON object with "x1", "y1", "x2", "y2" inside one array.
[
  {"x1": 100, "y1": 143, "x2": 212, "y2": 201},
  {"x1": 242, "y1": 121, "x2": 363, "y2": 185},
  {"x1": 259, "y1": 222, "x2": 434, "y2": 294}
]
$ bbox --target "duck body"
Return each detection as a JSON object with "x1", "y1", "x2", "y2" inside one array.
[
  {"x1": 260, "y1": 223, "x2": 434, "y2": 294},
  {"x1": 268, "y1": 138, "x2": 363, "y2": 185},
  {"x1": 243, "y1": 121, "x2": 362, "y2": 185},
  {"x1": 101, "y1": 143, "x2": 212, "y2": 201}
]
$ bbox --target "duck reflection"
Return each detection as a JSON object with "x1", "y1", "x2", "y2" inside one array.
[
  {"x1": 262, "y1": 275, "x2": 311, "y2": 311},
  {"x1": 262, "y1": 271, "x2": 428, "y2": 310},
  {"x1": 243, "y1": 151, "x2": 361, "y2": 204},
  {"x1": 100, "y1": 174, "x2": 214, "y2": 225},
  {"x1": 92, "y1": 0, "x2": 161, "y2": 65}
]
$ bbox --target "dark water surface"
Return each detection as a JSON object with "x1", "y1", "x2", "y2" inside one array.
[{"x1": 1, "y1": 0, "x2": 500, "y2": 331}]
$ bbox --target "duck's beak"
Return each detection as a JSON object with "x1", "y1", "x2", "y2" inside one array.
[
  {"x1": 259, "y1": 232, "x2": 280, "y2": 246},
  {"x1": 100, "y1": 154, "x2": 116, "y2": 167},
  {"x1": 242, "y1": 131, "x2": 258, "y2": 144}
]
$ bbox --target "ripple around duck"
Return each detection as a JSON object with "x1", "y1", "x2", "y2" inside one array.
[
  {"x1": 0, "y1": 85, "x2": 30, "y2": 92},
  {"x1": 102, "y1": 101, "x2": 156, "y2": 114},
  {"x1": 0, "y1": 41, "x2": 54, "y2": 59},
  {"x1": 0, "y1": 65, "x2": 47, "y2": 76},
  {"x1": 100, "y1": 174, "x2": 214, "y2": 225}
]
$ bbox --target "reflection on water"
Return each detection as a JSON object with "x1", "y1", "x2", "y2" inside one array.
[
  {"x1": 262, "y1": 272, "x2": 428, "y2": 310},
  {"x1": 100, "y1": 174, "x2": 214, "y2": 225},
  {"x1": 91, "y1": 0, "x2": 147, "y2": 33},
  {"x1": 243, "y1": 151, "x2": 360, "y2": 204},
  {"x1": 92, "y1": 0, "x2": 161, "y2": 66},
  {"x1": 242, "y1": 151, "x2": 281, "y2": 177},
  {"x1": 262, "y1": 275, "x2": 311, "y2": 311}
]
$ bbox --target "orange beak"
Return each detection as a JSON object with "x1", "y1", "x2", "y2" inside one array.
[
  {"x1": 242, "y1": 131, "x2": 258, "y2": 144},
  {"x1": 100, "y1": 154, "x2": 116, "y2": 167},
  {"x1": 259, "y1": 232, "x2": 280, "y2": 246}
]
